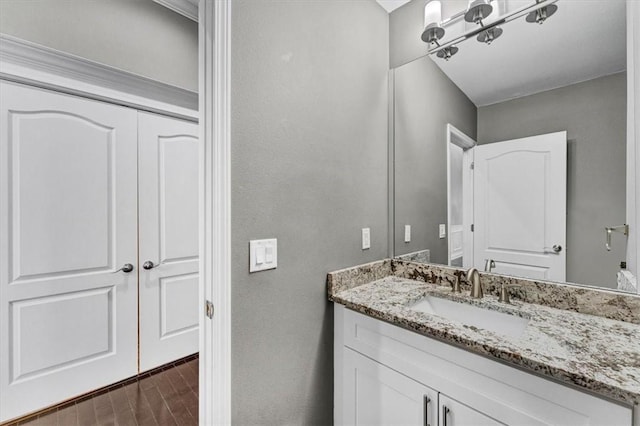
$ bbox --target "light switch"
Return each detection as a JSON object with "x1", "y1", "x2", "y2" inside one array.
[
  {"x1": 362, "y1": 228, "x2": 371, "y2": 250},
  {"x1": 256, "y1": 246, "x2": 266, "y2": 264},
  {"x1": 404, "y1": 225, "x2": 411, "y2": 243},
  {"x1": 439, "y1": 224, "x2": 446, "y2": 239},
  {"x1": 250, "y1": 238, "x2": 277, "y2": 272}
]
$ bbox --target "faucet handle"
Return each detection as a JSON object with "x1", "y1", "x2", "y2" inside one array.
[
  {"x1": 450, "y1": 276, "x2": 462, "y2": 293},
  {"x1": 498, "y1": 284, "x2": 522, "y2": 304}
]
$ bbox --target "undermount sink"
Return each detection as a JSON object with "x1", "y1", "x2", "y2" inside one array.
[{"x1": 409, "y1": 296, "x2": 530, "y2": 339}]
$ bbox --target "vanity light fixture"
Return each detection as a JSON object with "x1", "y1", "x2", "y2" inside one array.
[
  {"x1": 423, "y1": 0, "x2": 559, "y2": 60},
  {"x1": 464, "y1": 0, "x2": 493, "y2": 25},
  {"x1": 421, "y1": 1, "x2": 445, "y2": 45},
  {"x1": 525, "y1": 3, "x2": 558, "y2": 24},
  {"x1": 437, "y1": 45, "x2": 459, "y2": 60}
]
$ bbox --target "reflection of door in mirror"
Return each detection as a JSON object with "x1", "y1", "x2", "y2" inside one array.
[
  {"x1": 446, "y1": 124, "x2": 475, "y2": 268},
  {"x1": 473, "y1": 132, "x2": 567, "y2": 282}
]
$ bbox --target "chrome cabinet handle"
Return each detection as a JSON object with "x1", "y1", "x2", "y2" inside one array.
[
  {"x1": 114, "y1": 263, "x2": 134, "y2": 273},
  {"x1": 442, "y1": 405, "x2": 450, "y2": 426},
  {"x1": 423, "y1": 395, "x2": 431, "y2": 426},
  {"x1": 142, "y1": 261, "x2": 158, "y2": 270}
]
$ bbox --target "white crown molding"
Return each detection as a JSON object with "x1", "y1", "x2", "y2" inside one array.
[
  {"x1": 0, "y1": 34, "x2": 198, "y2": 120},
  {"x1": 154, "y1": 0, "x2": 198, "y2": 22}
]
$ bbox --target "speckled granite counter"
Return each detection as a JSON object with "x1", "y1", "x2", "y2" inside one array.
[{"x1": 328, "y1": 259, "x2": 640, "y2": 406}]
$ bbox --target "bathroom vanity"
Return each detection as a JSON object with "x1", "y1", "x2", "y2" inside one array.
[{"x1": 329, "y1": 260, "x2": 640, "y2": 426}]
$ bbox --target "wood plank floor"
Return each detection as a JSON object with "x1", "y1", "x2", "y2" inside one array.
[{"x1": 6, "y1": 356, "x2": 198, "y2": 426}]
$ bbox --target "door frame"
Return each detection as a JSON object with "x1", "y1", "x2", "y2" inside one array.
[
  {"x1": 446, "y1": 124, "x2": 476, "y2": 268},
  {"x1": 627, "y1": 0, "x2": 640, "y2": 294},
  {"x1": 199, "y1": 0, "x2": 232, "y2": 425}
]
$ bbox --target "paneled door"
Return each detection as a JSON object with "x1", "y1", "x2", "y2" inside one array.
[
  {"x1": 0, "y1": 82, "x2": 138, "y2": 422},
  {"x1": 473, "y1": 131, "x2": 567, "y2": 281},
  {"x1": 138, "y1": 112, "x2": 199, "y2": 372}
]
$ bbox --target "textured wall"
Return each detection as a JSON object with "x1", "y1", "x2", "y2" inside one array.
[
  {"x1": 393, "y1": 55, "x2": 477, "y2": 264},
  {"x1": 231, "y1": 0, "x2": 389, "y2": 423},
  {"x1": 478, "y1": 73, "x2": 627, "y2": 289},
  {"x1": 0, "y1": 0, "x2": 198, "y2": 91}
]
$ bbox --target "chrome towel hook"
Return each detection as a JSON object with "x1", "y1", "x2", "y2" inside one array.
[{"x1": 605, "y1": 224, "x2": 629, "y2": 251}]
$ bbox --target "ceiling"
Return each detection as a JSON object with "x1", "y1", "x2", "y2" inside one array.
[
  {"x1": 376, "y1": 0, "x2": 412, "y2": 13},
  {"x1": 431, "y1": 0, "x2": 627, "y2": 106}
]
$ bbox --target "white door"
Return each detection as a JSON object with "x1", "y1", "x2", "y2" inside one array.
[
  {"x1": 138, "y1": 112, "x2": 199, "y2": 372},
  {"x1": 473, "y1": 132, "x2": 567, "y2": 281},
  {"x1": 439, "y1": 394, "x2": 503, "y2": 426},
  {"x1": 342, "y1": 348, "x2": 438, "y2": 426},
  {"x1": 0, "y1": 82, "x2": 138, "y2": 422}
]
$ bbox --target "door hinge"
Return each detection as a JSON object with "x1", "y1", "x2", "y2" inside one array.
[
  {"x1": 470, "y1": 162, "x2": 475, "y2": 170},
  {"x1": 205, "y1": 300, "x2": 214, "y2": 319},
  {"x1": 471, "y1": 224, "x2": 474, "y2": 232}
]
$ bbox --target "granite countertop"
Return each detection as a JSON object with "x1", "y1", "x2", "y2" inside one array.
[{"x1": 329, "y1": 261, "x2": 640, "y2": 406}]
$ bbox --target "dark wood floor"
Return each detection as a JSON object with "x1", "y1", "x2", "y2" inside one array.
[{"x1": 7, "y1": 357, "x2": 198, "y2": 426}]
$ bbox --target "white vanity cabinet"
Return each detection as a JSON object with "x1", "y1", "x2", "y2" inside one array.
[
  {"x1": 334, "y1": 305, "x2": 634, "y2": 426},
  {"x1": 437, "y1": 394, "x2": 502, "y2": 426},
  {"x1": 343, "y1": 348, "x2": 438, "y2": 426}
]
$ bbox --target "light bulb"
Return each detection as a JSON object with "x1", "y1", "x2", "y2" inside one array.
[{"x1": 424, "y1": 0, "x2": 442, "y2": 27}]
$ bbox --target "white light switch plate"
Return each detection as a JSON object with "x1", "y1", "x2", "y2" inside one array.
[
  {"x1": 439, "y1": 224, "x2": 446, "y2": 239},
  {"x1": 362, "y1": 228, "x2": 371, "y2": 250},
  {"x1": 404, "y1": 225, "x2": 411, "y2": 243},
  {"x1": 250, "y1": 238, "x2": 277, "y2": 272}
]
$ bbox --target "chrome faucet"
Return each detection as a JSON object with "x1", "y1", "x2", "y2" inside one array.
[
  {"x1": 467, "y1": 267, "x2": 483, "y2": 299},
  {"x1": 484, "y1": 259, "x2": 496, "y2": 272}
]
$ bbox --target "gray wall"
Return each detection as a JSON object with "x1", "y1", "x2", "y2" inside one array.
[
  {"x1": 231, "y1": 0, "x2": 389, "y2": 424},
  {"x1": 394, "y1": 55, "x2": 477, "y2": 263},
  {"x1": 478, "y1": 73, "x2": 627, "y2": 288},
  {"x1": 0, "y1": 0, "x2": 198, "y2": 91}
]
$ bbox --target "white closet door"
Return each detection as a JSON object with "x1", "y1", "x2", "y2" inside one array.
[
  {"x1": 138, "y1": 112, "x2": 199, "y2": 372},
  {"x1": 0, "y1": 82, "x2": 138, "y2": 422}
]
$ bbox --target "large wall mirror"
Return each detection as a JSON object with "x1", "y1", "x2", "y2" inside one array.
[{"x1": 391, "y1": 0, "x2": 637, "y2": 292}]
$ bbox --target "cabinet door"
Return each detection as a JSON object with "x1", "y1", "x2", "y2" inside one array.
[
  {"x1": 439, "y1": 394, "x2": 503, "y2": 426},
  {"x1": 343, "y1": 348, "x2": 438, "y2": 426},
  {"x1": 0, "y1": 82, "x2": 138, "y2": 422},
  {"x1": 138, "y1": 112, "x2": 199, "y2": 372}
]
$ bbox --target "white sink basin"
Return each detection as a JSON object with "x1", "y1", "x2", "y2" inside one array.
[{"x1": 409, "y1": 296, "x2": 529, "y2": 339}]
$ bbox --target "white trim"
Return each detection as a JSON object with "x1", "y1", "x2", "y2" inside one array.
[
  {"x1": 627, "y1": 0, "x2": 640, "y2": 295},
  {"x1": 0, "y1": 34, "x2": 198, "y2": 121},
  {"x1": 388, "y1": 70, "x2": 395, "y2": 258},
  {"x1": 154, "y1": 0, "x2": 199, "y2": 22},
  {"x1": 199, "y1": 0, "x2": 232, "y2": 425},
  {"x1": 446, "y1": 124, "x2": 476, "y2": 268}
]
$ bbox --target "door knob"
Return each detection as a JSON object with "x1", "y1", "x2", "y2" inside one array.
[
  {"x1": 543, "y1": 245, "x2": 562, "y2": 254},
  {"x1": 142, "y1": 261, "x2": 158, "y2": 270},
  {"x1": 114, "y1": 263, "x2": 134, "y2": 273}
]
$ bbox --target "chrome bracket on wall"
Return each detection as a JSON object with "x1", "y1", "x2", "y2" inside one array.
[{"x1": 605, "y1": 224, "x2": 629, "y2": 251}]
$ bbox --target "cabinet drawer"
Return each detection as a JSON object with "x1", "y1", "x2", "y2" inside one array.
[{"x1": 340, "y1": 306, "x2": 633, "y2": 426}]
